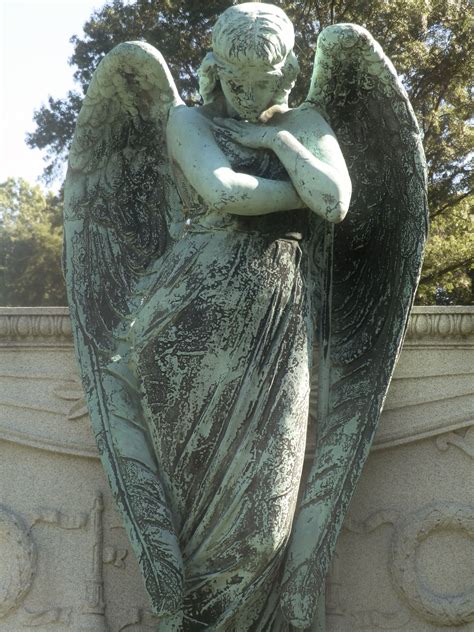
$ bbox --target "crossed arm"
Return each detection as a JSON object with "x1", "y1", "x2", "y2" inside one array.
[{"x1": 167, "y1": 103, "x2": 351, "y2": 223}]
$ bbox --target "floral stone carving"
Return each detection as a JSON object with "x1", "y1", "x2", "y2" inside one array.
[
  {"x1": 0, "y1": 507, "x2": 36, "y2": 619},
  {"x1": 390, "y1": 502, "x2": 474, "y2": 626}
]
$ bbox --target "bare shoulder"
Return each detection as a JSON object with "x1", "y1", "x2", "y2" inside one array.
[
  {"x1": 166, "y1": 102, "x2": 232, "y2": 177},
  {"x1": 168, "y1": 103, "x2": 206, "y2": 132},
  {"x1": 276, "y1": 104, "x2": 335, "y2": 139},
  {"x1": 167, "y1": 104, "x2": 215, "y2": 155},
  {"x1": 274, "y1": 104, "x2": 342, "y2": 159}
]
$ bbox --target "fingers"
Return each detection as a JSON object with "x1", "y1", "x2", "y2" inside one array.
[
  {"x1": 211, "y1": 118, "x2": 249, "y2": 146},
  {"x1": 211, "y1": 120, "x2": 238, "y2": 141},
  {"x1": 211, "y1": 117, "x2": 270, "y2": 149},
  {"x1": 214, "y1": 117, "x2": 249, "y2": 133},
  {"x1": 214, "y1": 117, "x2": 245, "y2": 136}
]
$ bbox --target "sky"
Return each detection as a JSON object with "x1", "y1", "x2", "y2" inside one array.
[{"x1": 0, "y1": 0, "x2": 104, "y2": 190}]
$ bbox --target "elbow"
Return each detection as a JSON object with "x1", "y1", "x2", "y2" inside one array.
[
  {"x1": 304, "y1": 166, "x2": 352, "y2": 223},
  {"x1": 207, "y1": 168, "x2": 256, "y2": 215},
  {"x1": 206, "y1": 188, "x2": 239, "y2": 215},
  {"x1": 203, "y1": 168, "x2": 237, "y2": 213},
  {"x1": 198, "y1": 184, "x2": 229, "y2": 214},
  {"x1": 307, "y1": 190, "x2": 350, "y2": 224},
  {"x1": 329, "y1": 211, "x2": 345, "y2": 224},
  {"x1": 327, "y1": 201, "x2": 349, "y2": 224},
  {"x1": 205, "y1": 189, "x2": 226, "y2": 213},
  {"x1": 181, "y1": 167, "x2": 236, "y2": 213},
  {"x1": 323, "y1": 176, "x2": 352, "y2": 224}
]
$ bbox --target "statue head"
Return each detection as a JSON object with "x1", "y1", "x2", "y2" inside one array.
[{"x1": 198, "y1": 2, "x2": 299, "y2": 121}]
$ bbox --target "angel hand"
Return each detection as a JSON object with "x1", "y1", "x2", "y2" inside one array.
[{"x1": 213, "y1": 117, "x2": 278, "y2": 150}]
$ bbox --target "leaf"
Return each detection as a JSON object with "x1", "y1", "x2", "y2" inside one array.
[
  {"x1": 67, "y1": 398, "x2": 88, "y2": 420},
  {"x1": 53, "y1": 383, "x2": 83, "y2": 401}
]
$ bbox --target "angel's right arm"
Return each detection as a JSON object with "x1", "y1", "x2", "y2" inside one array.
[{"x1": 166, "y1": 105, "x2": 304, "y2": 216}]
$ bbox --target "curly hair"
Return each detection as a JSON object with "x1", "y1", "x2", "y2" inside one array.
[{"x1": 198, "y1": 3, "x2": 299, "y2": 106}]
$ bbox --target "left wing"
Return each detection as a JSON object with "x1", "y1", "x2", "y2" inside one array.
[{"x1": 281, "y1": 24, "x2": 428, "y2": 627}]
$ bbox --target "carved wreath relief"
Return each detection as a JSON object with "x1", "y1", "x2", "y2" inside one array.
[{"x1": 0, "y1": 494, "x2": 137, "y2": 631}]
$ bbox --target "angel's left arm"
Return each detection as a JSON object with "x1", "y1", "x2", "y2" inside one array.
[{"x1": 216, "y1": 104, "x2": 352, "y2": 223}]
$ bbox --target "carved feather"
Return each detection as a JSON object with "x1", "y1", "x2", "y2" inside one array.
[
  {"x1": 64, "y1": 42, "x2": 185, "y2": 615},
  {"x1": 281, "y1": 24, "x2": 428, "y2": 627}
]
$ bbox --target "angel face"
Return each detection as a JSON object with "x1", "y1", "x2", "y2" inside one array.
[
  {"x1": 219, "y1": 70, "x2": 281, "y2": 121},
  {"x1": 197, "y1": 3, "x2": 299, "y2": 113}
]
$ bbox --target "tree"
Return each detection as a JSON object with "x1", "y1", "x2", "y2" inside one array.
[
  {"x1": 27, "y1": 0, "x2": 231, "y2": 182},
  {"x1": 26, "y1": 0, "x2": 473, "y2": 303},
  {"x1": 0, "y1": 178, "x2": 66, "y2": 306}
]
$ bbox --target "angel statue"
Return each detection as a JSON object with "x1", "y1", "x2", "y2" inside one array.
[{"x1": 64, "y1": 2, "x2": 427, "y2": 630}]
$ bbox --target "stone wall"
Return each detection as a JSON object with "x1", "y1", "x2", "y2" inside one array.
[{"x1": 0, "y1": 307, "x2": 473, "y2": 631}]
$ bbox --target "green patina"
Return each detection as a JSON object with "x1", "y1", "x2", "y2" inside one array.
[{"x1": 64, "y1": 3, "x2": 427, "y2": 630}]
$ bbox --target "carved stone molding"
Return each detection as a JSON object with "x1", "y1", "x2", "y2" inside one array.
[
  {"x1": 390, "y1": 502, "x2": 474, "y2": 626},
  {"x1": 119, "y1": 608, "x2": 159, "y2": 631},
  {"x1": 0, "y1": 507, "x2": 36, "y2": 619},
  {"x1": 6, "y1": 494, "x2": 111, "y2": 630},
  {"x1": 76, "y1": 493, "x2": 109, "y2": 632},
  {"x1": 405, "y1": 306, "x2": 474, "y2": 344},
  {"x1": 351, "y1": 608, "x2": 412, "y2": 630},
  {"x1": 20, "y1": 607, "x2": 72, "y2": 627},
  {"x1": 1, "y1": 307, "x2": 473, "y2": 346},
  {"x1": 30, "y1": 507, "x2": 88, "y2": 530},
  {"x1": 436, "y1": 426, "x2": 474, "y2": 460},
  {"x1": 343, "y1": 510, "x2": 400, "y2": 534},
  {"x1": 0, "y1": 308, "x2": 71, "y2": 346},
  {"x1": 52, "y1": 379, "x2": 88, "y2": 420}
]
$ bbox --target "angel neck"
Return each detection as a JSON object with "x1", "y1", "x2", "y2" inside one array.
[{"x1": 199, "y1": 95, "x2": 228, "y2": 121}]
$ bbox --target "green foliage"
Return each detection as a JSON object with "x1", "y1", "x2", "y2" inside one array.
[
  {"x1": 419, "y1": 197, "x2": 473, "y2": 304},
  {"x1": 27, "y1": 0, "x2": 231, "y2": 181},
  {"x1": 24, "y1": 0, "x2": 473, "y2": 303},
  {"x1": 0, "y1": 179, "x2": 66, "y2": 305}
]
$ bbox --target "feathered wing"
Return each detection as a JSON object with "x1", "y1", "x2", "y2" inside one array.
[
  {"x1": 64, "y1": 42, "x2": 185, "y2": 615},
  {"x1": 281, "y1": 25, "x2": 428, "y2": 627}
]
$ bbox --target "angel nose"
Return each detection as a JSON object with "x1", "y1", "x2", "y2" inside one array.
[{"x1": 241, "y1": 84, "x2": 254, "y2": 100}]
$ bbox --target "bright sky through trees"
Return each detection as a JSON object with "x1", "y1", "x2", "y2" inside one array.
[
  {"x1": 0, "y1": 0, "x2": 100, "y2": 188},
  {"x1": 1, "y1": 0, "x2": 472, "y2": 304}
]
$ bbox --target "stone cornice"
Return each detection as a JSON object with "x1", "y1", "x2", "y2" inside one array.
[
  {"x1": 405, "y1": 306, "x2": 474, "y2": 343},
  {"x1": 0, "y1": 306, "x2": 473, "y2": 346},
  {"x1": 0, "y1": 308, "x2": 71, "y2": 346}
]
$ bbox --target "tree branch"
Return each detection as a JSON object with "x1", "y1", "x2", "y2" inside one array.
[
  {"x1": 421, "y1": 258, "x2": 474, "y2": 284},
  {"x1": 430, "y1": 190, "x2": 473, "y2": 218}
]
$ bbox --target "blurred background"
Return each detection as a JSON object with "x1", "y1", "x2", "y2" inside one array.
[{"x1": 0, "y1": 0, "x2": 472, "y2": 306}]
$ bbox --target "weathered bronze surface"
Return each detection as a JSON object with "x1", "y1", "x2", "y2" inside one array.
[{"x1": 64, "y1": 3, "x2": 427, "y2": 629}]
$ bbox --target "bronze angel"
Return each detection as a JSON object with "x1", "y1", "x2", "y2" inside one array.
[{"x1": 64, "y1": 3, "x2": 427, "y2": 630}]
